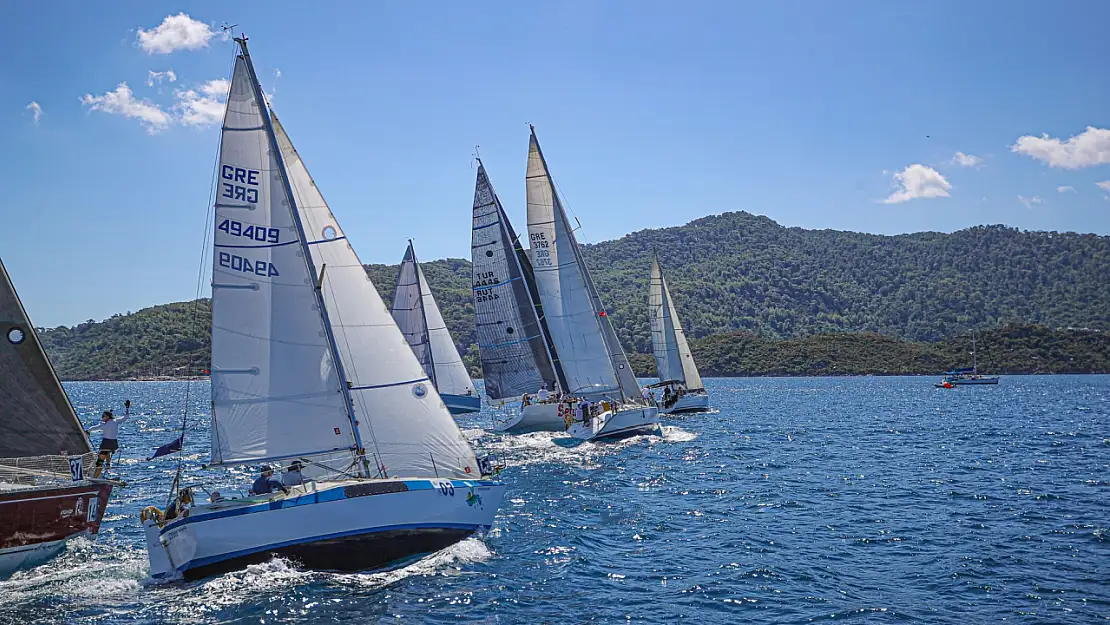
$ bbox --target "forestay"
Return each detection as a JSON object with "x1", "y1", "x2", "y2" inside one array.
[
  {"x1": 471, "y1": 162, "x2": 561, "y2": 399},
  {"x1": 209, "y1": 55, "x2": 357, "y2": 466},
  {"x1": 273, "y1": 116, "x2": 479, "y2": 479},
  {"x1": 650, "y1": 256, "x2": 703, "y2": 388},
  {"x1": 525, "y1": 128, "x2": 636, "y2": 401},
  {"x1": 0, "y1": 258, "x2": 91, "y2": 459}
]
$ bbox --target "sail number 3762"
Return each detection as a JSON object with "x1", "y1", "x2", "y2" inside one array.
[{"x1": 530, "y1": 232, "x2": 553, "y2": 267}]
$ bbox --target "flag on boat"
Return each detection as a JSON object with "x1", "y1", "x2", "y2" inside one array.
[{"x1": 149, "y1": 435, "x2": 183, "y2": 460}]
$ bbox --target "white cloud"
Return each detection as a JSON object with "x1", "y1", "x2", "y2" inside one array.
[
  {"x1": 81, "y1": 83, "x2": 171, "y2": 134},
  {"x1": 1057, "y1": 185, "x2": 1076, "y2": 193},
  {"x1": 1018, "y1": 195, "x2": 1044, "y2": 209},
  {"x1": 274, "y1": 68, "x2": 282, "y2": 79},
  {"x1": 1097, "y1": 181, "x2": 1110, "y2": 192},
  {"x1": 199, "y1": 78, "x2": 229, "y2": 98},
  {"x1": 137, "y1": 13, "x2": 215, "y2": 54},
  {"x1": 1011, "y1": 126, "x2": 1110, "y2": 169},
  {"x1": 146, "y1": 69, "x2": 177, "y2": 86},
  {"x1": 952, "y1": 152, "x2": 982, "y2": 167},
  {"x1": 26, "y1": 101, "x2": 42, "y2": 124},
  {"x1": 174, "y1": 79, "x2": 230, "y2": 127},
  {"x1": 882, "y1": 164, "x2": 952, "y2": 204}
]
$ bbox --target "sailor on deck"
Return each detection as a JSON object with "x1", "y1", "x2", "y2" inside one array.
[
  {"x1": 86, "y1": 400, "x2": 130, "y2": 477},
  {"x1": 250, "y1": 465, "x2": 289, "y2": 495},
  {"x1": 537, "y1": 383, "x2": 550, "y2": 402}
]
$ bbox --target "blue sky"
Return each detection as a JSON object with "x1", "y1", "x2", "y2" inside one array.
[{"x1": 3, "y1": 2, "x2": 1109, "y2": 328}]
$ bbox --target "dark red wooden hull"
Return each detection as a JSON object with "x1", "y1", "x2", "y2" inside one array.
[{"x1": 0, "y1": 481, "x2": 114, "y2": 577}]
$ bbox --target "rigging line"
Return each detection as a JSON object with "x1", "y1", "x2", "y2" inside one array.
[{"x1": 170, "y1": 42, "x2": 236, "y2": 508}]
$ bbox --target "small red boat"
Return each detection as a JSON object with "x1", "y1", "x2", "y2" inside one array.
[{"x1": 0, "y1": 258, "x2": 117, "y2": 578}]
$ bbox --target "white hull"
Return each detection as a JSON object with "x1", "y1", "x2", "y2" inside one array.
[
  {"x1": 0, "y1": 537, "x2": 68, "y2": 579},
  {"x1": 566, "y1": 405, "x2": 660, "y2": 441},
  {"x1": 493, "y1": 402, "x2": 565, "y2": 434},
  {"x1": 145, "y1": 477, "x2": 505, "y2": 581},
  {"x1": 660, "y1": 392, "x2": 710, "y2": 414}
]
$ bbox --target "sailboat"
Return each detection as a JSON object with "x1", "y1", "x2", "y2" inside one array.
[
  {"x1": 935, "y1": 330, "x2": 1000, "y2": 387},
  {"x1": 0, "y1": 258, "x2": 116, "y2": 578},
  {"x1": 142, "y1": 36, "x2": 504, "y2": 582},
  {"x1": 391, "y1": 242, "x2": 480, "y2": 415},
  {"x1": 471, "y1": 161, "x2": 568, "y2": 433},
  {"x1": 525, "y1": 127, "x2": 660, "y2": 441},
  {"x1": 647, "y1": 255, "x2": 710, "y2": 413}
]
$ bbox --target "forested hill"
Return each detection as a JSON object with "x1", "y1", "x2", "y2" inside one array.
[
  {"x1": 365, "y1": 212, "x2": 1110, "y2": 354},
  {"x1": 37, "y1": 211, "x2": 1110, "y2": 379}
]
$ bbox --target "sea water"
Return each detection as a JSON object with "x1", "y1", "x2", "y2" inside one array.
[{"x1": 0, "y1": 376, "x2": 1107, "y2": 624}]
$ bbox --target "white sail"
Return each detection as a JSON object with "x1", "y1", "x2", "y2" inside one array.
[
  {"x1": 391, "y1": 244, "x2": 476, "y2": 399},
  {"x1": 390, "y1": 248, "x2": 435, "y2": 379},
  {"x1": 417, "y1": 256, "x2": 476, "y2": 397},
  {"x1": 471, "y1": 163, "x2": 561, "y2": 399},
  {"x1": 525, "y1": 128, "x2": 636, "y2": 401},
  {"x1": 650, "y1": 257, "x2": 703, "y2": 389},
  {"x1": 209, "y1": 56, "x2": 356, "y2": 466},
  {"x1": 273, "y1": 116, "x2": 479, "y2": 479}
]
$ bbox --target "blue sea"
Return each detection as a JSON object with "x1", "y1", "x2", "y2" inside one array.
[{"x1": 1, "y1": 376, "x2": 1108, "y2": 624}]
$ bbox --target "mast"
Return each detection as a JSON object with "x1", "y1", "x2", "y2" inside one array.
[
  {"x1": 972, "y1": 331, "x2": 978, "y2": 374},
  {"x1": 235, "y1": 36, "x2": 367, "y2": 476}
]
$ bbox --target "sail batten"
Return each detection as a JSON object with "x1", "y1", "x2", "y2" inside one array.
[
  {"x1": 471, "y1": 163, "x2": 561, "y2": 399},
  {"x1": 525, "y1": 128, "x2": 639, "y2": 401}
]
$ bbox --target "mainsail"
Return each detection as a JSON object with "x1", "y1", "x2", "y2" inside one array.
[
  {"x1": 0, "y1": 258, "x2": 91, "y2": 458},
  {"x1": 471, "y1": 162, "x2": 562, "y2": 399},
  {"x1": 273, "y1": 117, "x2": 478, "y2": 479},
  {"x1": 391, "y1": 243, "x2": 477, "y2": 399},
  {"x1": 650, "y1": 256, "x2": 703, "y2": 389},
  {"x1": 525, "y1": 127, "x2": 641, "y2": 401},
  {"x1": 209, "y1": 54, "x2": 358, "y2": 466}
]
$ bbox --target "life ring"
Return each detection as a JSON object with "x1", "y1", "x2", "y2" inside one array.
[{"x1": 140, "y1": 505, "x2": 165, "y2": 523}]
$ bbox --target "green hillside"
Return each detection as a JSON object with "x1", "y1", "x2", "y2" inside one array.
[{"x1": 35, "y1": 212, "x2": 1110, "y2": 380}]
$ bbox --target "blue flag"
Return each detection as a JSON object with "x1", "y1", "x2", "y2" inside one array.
[{"x1": 149, "y1": 435, "x2": 183, "y2": 460}]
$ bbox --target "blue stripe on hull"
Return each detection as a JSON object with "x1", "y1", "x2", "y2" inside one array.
[{"x1": 162, "y1": 479, "x2": 491, "y2": 530}]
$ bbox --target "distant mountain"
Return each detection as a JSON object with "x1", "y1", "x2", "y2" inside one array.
[
  {"x1": 36, "y1": 212, "x2": 1110, "y2": 380},
  {"x1": 370, "y1": 211, "x2": 1110, "y2": 354}
]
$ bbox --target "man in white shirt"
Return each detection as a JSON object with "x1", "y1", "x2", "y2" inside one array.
[
  {"x1": 536, "y1": 383, "x2": 550, "y2": 402},
  {"x1": 283, "y1": 461, "x2": 305, "y2": 487},
  {"x1": 86, "y1": 400, "x2": 130, "y2": 477}
]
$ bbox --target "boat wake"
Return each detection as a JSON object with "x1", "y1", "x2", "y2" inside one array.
[
  {"x1": 0, "y1": 537, "x2": 147, "y2": 610},
  {"x1": 330, "y1": 536, "x2": 493, "y2": 589}
]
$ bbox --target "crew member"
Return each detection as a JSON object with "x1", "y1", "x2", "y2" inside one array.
[
  {"x1": 86, "y1": 400, "x2": 131, "y2": 478},
  {"x1": 283, "y1": 461, "x2": 305, "y2": 487},
  {"x1": 537, "y1": 383, "x2": 550, "y2": 402},
  {"x1": 250, "y1": 465, "x2": 289, "y2": 495}
]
